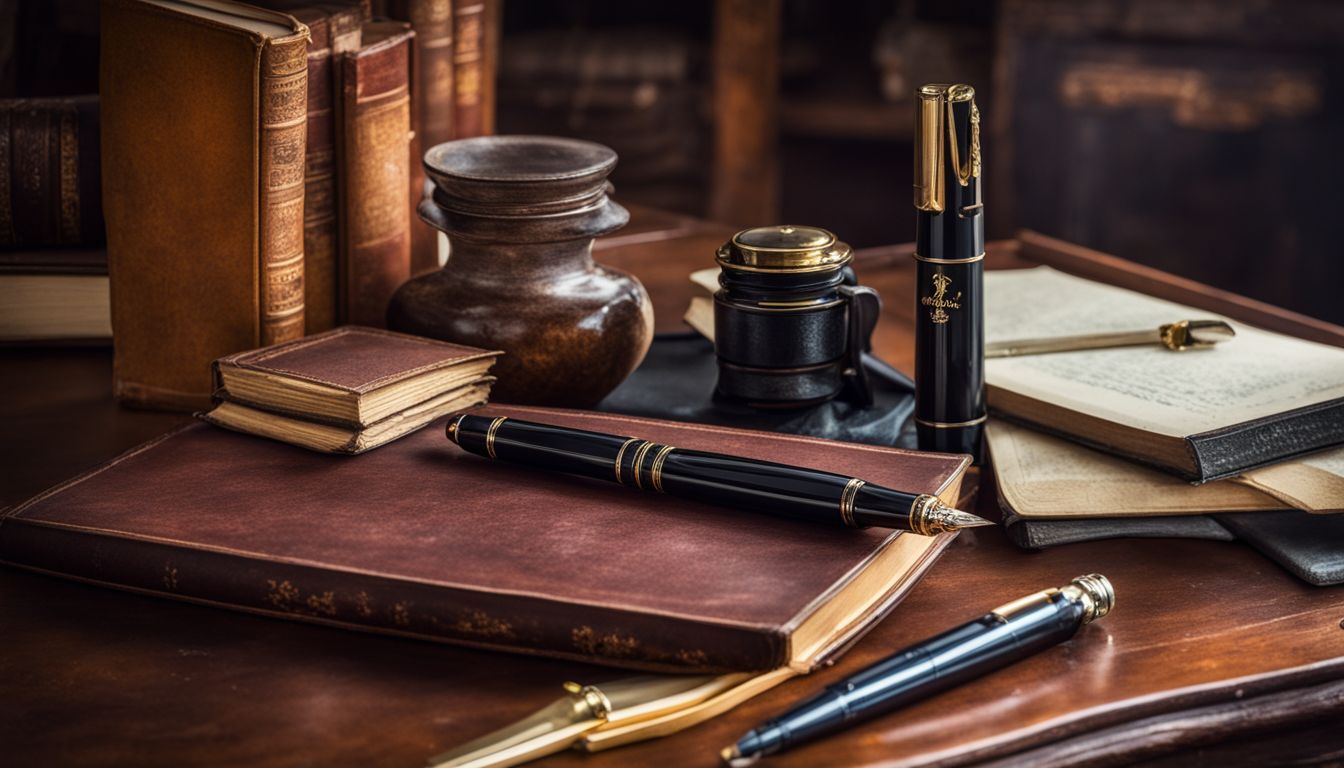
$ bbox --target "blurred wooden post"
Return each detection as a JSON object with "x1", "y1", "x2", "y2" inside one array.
[{"x1": 711, "y1": 0, "x2": 781, "y2": 226}]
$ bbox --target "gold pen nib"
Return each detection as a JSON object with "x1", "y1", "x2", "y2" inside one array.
[
  {"x1": 910, "y1": 495, "x2": 995, "y2": 535},
  {"x1": 941, "y1": 508, "x2": 995, "y2": 530}
]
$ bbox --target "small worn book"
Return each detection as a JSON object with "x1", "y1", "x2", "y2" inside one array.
[
  {"x1": 984, "y1": 267, "x2": 1344, "y2": 482},
  {"x1": 201, "y1": 326, "x2": 499, "y2": 453},
  {"x1": 0, "y1": 405, "x2": 968, "y2": 672}
]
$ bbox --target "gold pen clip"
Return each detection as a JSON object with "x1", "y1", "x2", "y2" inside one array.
[
  {"x1": 985, "y1": 319, "x2": 1235, "y2": 359},
  {"x1": 426, "y1": 674, "x2": 752, "y2": 768}
]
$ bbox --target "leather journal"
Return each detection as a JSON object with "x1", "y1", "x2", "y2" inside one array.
[
  {"x1": 201, "y1": 326, "x2": 500, "y2": 453},
  {"x1": 102, "y1": 0, "x2": 309, "y2": 409},
  {"x1": 0, "y1": 406, "x2": 967, "y2": 672}
]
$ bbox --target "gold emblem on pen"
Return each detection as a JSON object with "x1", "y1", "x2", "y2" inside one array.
[{"x1": 921, "y1": 271, "x2": 961, "y2": 324}]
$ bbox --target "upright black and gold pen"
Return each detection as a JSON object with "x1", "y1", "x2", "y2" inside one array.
[
  {"x1": 446, "y1": 414, "x2": 992, "y2": 535},
  {"x1": 914, "y1": 83, "x2": 986, "y2": 459}
]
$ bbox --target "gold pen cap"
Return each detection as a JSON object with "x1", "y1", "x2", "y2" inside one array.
[{"x1": 914, "y1": 83, "x2": 981, "y2": 213}]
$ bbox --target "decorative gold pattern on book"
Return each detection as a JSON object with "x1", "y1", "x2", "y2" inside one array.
[
  {"x1": 350, "y1": 98, "x2": 412, "y2": 239},
  {"x1": 453, "y1": 609, "x2": 516, "y2": 640},
  {"x1": 261, "y1": 38, "x2": 309, "y2": 345},
  {"x1": 264, "y1": 36, "x2": 309, "y2": 76},
  {"x1": 573, "y1": 626, "x2": 640, "y2": 658}
]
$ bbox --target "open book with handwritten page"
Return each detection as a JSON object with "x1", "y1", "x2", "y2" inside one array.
[{"x1": 985, "y1": 267, "x2": 1344, "y2": 482}]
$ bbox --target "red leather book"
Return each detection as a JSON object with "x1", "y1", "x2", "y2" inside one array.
[
  {"x1": 337, "y1": 21, "x2": 414, "y2": 327},
  {"x1": 0, "y1": 406, "x2": 968, "y2": 672}
]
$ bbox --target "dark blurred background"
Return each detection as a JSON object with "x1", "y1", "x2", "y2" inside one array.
[{"x1": 8, "y1": 0, "x2": 1344, "y2": 323}]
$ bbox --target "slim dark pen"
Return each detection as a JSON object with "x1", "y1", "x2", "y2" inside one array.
[
  {"x1": 720, "y1": 575, "x2": 1116, "y2": 766},
  {"x1": 446, "y1": 414, "x2": 993, "y2": 534}
]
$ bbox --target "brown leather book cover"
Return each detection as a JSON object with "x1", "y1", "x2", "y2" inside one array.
[
  {"x1": 451, "y1": 0, "x2": 487, "y2": 138},
  {"x1": 0, "y1": 96, "x2": 103, "y2": 248},
  {"x1": 384, "y1": 0, "x2": 454, "y2": 275},
  {"x1": 260, "y1": 1, "x2": 364, "y2": 333},
  {"x1": 338, "y1": 21, "x2": 413, "y2": 327},
  {"x1": 209, "y1": 324, "x2": 501, "y2": 427},
  {"x1": 385, "y1": 0, "x2": 454, "y2": 147},
  {"x1": 101, "y1": 0, "x2": 309, "y2": 409},
  {"x1": 0, "y1": 406, "x2": 967, "y2": 672}
]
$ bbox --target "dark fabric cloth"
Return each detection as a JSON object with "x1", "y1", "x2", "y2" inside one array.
[{"x1": 597, "y1": 334, "x2": 917, "y2": 449}]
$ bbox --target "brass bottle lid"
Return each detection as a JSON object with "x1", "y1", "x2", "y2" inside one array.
[{"x1": 716, "y1": 225, "x2": 853, "y2": 273}]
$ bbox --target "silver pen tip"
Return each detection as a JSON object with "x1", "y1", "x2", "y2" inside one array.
[{"x1": 944, "y1": 508, "x2": 995, "y2": 529}]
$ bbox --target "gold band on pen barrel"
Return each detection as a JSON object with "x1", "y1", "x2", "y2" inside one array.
[
  {"x1": 912, "y1": 252, "x2": 985, "y2": 264},
  {"x1": 650, "y1": 445, "x2": 676, "y2": 493},
  {"x1": 839, "y1": 478, "x2": 866, "y2": 527},
  {"x1": 631, "y1": 441, "x2": 656, "y2": 490},
  {"x1": 484, "y1": 416, "x2": 508, "y2": 459},
  {"x1": 915, "y1": 414, "x2": 988, "y2": 429},
  {"x1": 613, "y1": 438, "x2": 640, "y2": 485}
]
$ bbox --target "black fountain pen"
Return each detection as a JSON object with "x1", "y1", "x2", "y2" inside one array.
[
  {"x1": 721, "y1": 574, "x2": 1116, "y2": 765},
  {"x1": 446, "y1": 415, "x2": 992, "y2": 534}
]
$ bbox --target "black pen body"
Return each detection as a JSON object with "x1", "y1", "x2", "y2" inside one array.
[
  {"x1": 913, "y1": 84, "x2": 986, "y2": 459},
  {"x1": 449, "y1": 415, "x2": 929, "y2": 530},
  {"x1": 733, "y1": 587, "x2": 1097, "y2": 759}
]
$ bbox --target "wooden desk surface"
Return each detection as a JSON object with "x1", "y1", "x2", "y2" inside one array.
[{"x1": 3, "y1": 214, "x2": 1343, "y2": 767}]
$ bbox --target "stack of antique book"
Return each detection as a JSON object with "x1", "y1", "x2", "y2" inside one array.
[
  {"x1": 2, "y1": 0, "x2": 499, "y2": 409},
  {"x1": 981, "y1": 267, "x2": 1344, "y2": 584},
  {"x1": 200, "y1": 326, "x2": 499, "y2": 453}
]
